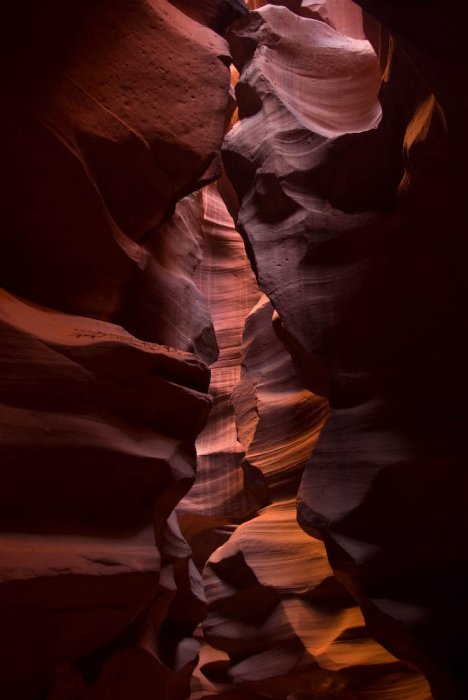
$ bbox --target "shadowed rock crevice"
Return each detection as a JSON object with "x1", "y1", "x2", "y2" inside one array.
[{"x1": 0, "y1": 1, "x2": 465, "y2": 699}]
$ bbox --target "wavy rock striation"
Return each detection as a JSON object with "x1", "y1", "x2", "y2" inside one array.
[
  {"x1": 202, "y1": 501, "x2": 430, "y2": 700},
  {"x1": 0, "y1": 0, "x2": 231, "y2": 697},
  {"x1": 167, "y1": 184, "x2": 429, "y2": 700},
  {"x1": 224, "y1": 3, "x2": 468, "y2": 699},
  {"x1": 247, "y1": 0, "x2": 365, "y2": 38},
  {"x1": 225, "y1": 2, "x2": 467, "y2": 699},
  {"x1": 1, "y1": 0, "x2": 466, "y2": 698},
  {"x1": 232, "y1": 294, "x2": 328, "y2": 498},
  {"x1": 0, "y1": 290, "x2": 212, "y2": 698},
  {"x1": 196, "y1": 290, "x2": 429, "y2": 699},
  {"x1": 179, "y1": 184, "x2": 262, "y2": 541}
]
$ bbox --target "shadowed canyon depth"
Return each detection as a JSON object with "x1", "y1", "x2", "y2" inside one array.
[{"x1": 1, "y1": 1, "x2": 467, "y2": 699}]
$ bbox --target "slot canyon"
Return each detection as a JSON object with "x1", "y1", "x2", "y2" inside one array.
[{"x1": 1, "y1": 1, "x2": 467, "y2": 699}]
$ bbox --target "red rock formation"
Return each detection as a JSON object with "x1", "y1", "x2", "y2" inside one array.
[
  {"x1": 224, "y1": 3, "x2": 468, "y2": 699},
  {"x1": 0, "y1": 290, "x2": 212, "y2": 698},
  {"x1": 232, "y1": 295, "x2": 328, "y2": 496},
  {"x1": 0, "y1": 0, "x2": 232, "y2": 697},
  {"x1": 1, "y1": 0, "x2": 230, "y2": 319},
  {"x1": 246, "y1": 0, "x2": 365, "y2": 37},
  {"x1": 168, "y1": 0, "x2": 248, "y2": 35},
  {"x1": 193, "y1": 286, "x2": 430, "y2": 699},
  {"x1": 2, "y1": 0, "x2": 466, "y2": 698},
  {"x1": 201, "y1": 501, "x2": 431, "y2": 700},
  {"x1": 179, "y1": 184, "x2": 262, "y2": 538},
  {"x1": 121, "y1": 191, "x2": 218, "y2": 365}
]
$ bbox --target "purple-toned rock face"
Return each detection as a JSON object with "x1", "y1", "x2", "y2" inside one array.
[
  {"x1": 1, "y1": 1, "x2": 467, "y2": 698},
  {"x1": 224, "y1": 3, "x2": 468, "y2": 700},
  {"x1": 183, "y1": 185, "x2": 430, "y2": 700}
]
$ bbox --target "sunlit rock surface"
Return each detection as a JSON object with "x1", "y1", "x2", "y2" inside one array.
[
  {"x1": 176, "y1": 189, "x2": 430, "y2": 700},
  {"x1": 179, "y1": 184, "x2": 262, "y2": 530},
  {"x1": 225, "y1": 3, "x2": 468, "y2": 699},
  {"x1": 231, "y1": 7, "x2": 381, "y2": 138},
  {"x1": 232, "y1": 294, "x2": 328, "y2": 497},
  {"x1": 201, "y1": 501, "x2": 430, "y2": 700},
  {"x1": 247, "y1": 0, "x2": 365, "y2": 38},
  {"x1": 1, "y1": 0, "x2": 466, "y2": 698}
]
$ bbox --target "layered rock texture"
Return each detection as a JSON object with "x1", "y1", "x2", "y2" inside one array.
[
  {"x1": 1, "y1": 0, "x2": 466, "y2": 699},
  {"x1": 224, "y1": 2, "x2": 468, "y2": 699},
  {"x1": 180, "y1": 184, "x2": 262, "y2": 526},
  {"x1": 0, "y1": 1, "x2": 230, "y2": 697},
  {"x1": 184, "y1": 198, "x2": 430, "y2": 699}
]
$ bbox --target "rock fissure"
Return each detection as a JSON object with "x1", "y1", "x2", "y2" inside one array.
[{"x1": 1, "y1": 1, "x2": 466, "y2": 699}]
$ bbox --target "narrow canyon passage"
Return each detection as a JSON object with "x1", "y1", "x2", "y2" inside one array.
[{"x1": 0, "y1": 1, "x2": 467, "y2": 700}]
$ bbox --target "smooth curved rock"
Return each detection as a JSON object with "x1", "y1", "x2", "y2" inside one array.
[
  {"x1": 179, "y1": 184, "x2": 262, "y2": 526},
  {"x1": 230, "y1": 7, "x2": 381, "y2": 138},
  {"x1": 194, "y1": 265, "x2": 429, "y2": 699},
  {"x1": 0, "y1": 289, "x2": 212, "y2": 697},
  {"x1": 0, "y1": 1, "x2": 230, "y2": 695},
  {"x1": 301, "y1": 1, "x2": 365, "y2": 37},
  {"x1": 167, "y1": 189, "x2": 431, "y2": 698},
  {"x1": 121, "y1": 191, "x2": 218, "y2": 365},
  {"x1": 201, "y1": 500, "x2": 431, "y2": 699},
  {"x1": 224, "y1": 3, "x2": 468, "y2": 699},
  {"x1": 232, "y1": 294, "x2": 328, "y2": 496},
  {"x1": 0, "y1": 0, "x2": 230, "y2": 319},
  {"x1": 247, "y1": 0, "x2": 365, "y2": 38},
  {"x1": 2, "y1": 0, "x2": 466, "y2": 697}
]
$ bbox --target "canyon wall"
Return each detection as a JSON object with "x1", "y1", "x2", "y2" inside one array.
[
  {"x1": 0, "y1": 1, "x2": 466, "y2": 699},
  {"x1": 0, "y1": 1, "x2": 230, "y2": 697},
  {"x1": 182, "y1": 178, "x2": 430, "y2": 700},
  {"x1": 224, "y1": 2, "x2": 468, "y2": 699}
]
